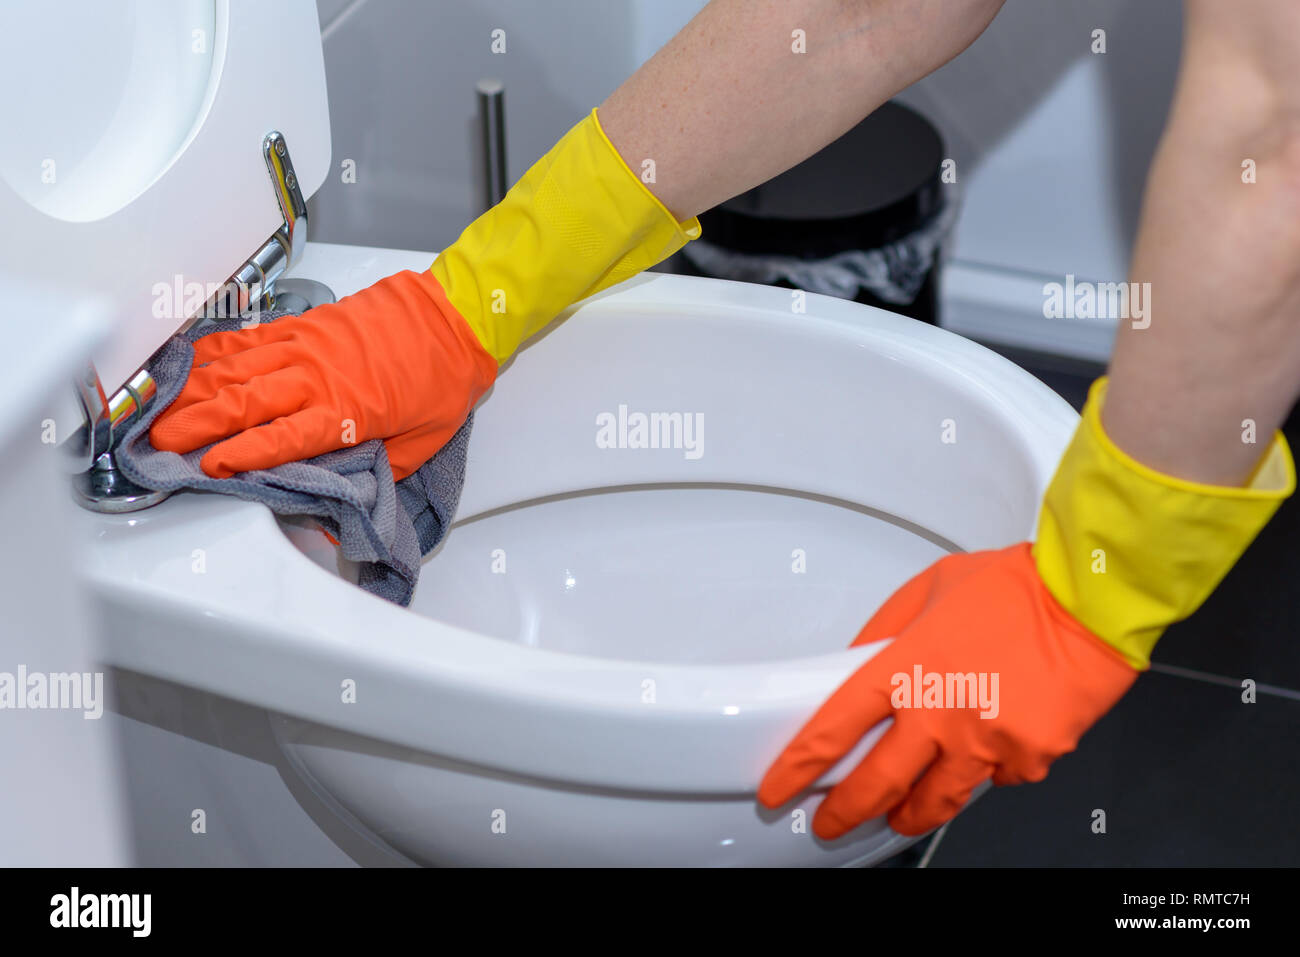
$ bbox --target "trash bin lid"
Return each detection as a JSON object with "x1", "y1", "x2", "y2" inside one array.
[{"x1": 699, "y1": 100, "x2": 945, "y2": 259}]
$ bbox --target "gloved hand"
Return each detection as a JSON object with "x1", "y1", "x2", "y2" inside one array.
[
  {"x1": 759, "y1": 377, "x2": 1294, "y2": 838},
  {"x1": 149, "y1": 269, "x2": 496, "y2": 479},
  {"x1": 151, "y1": 108, "x2": 700, "y2": 479},
  {"x1": 758, "y1": 544, "x2": 1138, "y2": 838}
]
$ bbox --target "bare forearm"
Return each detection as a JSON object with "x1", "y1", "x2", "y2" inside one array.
[
  {"x1": 1104, "y1": 0, "x2": 1300, "y2": 486},
  {"x1": 597, "y1": 0, "x2": 1003, "y2": 221}
]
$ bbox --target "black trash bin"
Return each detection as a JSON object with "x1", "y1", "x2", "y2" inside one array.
[{"x1": 673, "y1": 100, "x2": 953, "y2": 324}]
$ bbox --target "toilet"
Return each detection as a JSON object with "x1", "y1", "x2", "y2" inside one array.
[{"x1": 2, "y1": 1, "x2": 1078, "y2": 866}]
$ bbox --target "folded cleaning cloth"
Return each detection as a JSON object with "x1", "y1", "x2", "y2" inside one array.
[{"x1": 115, "y1": 309, "x2": 473, "y2": 607}]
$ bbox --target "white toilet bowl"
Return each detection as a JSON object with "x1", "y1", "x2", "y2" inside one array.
[{"x1": 75, "y1": 241, "x2": 1077, "y2": 866}]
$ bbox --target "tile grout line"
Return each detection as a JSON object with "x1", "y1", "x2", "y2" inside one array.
[
  {"x1": 1148, "y1": 661, "x2": 1300, "y2": 702},
  {"x1": 917, "y1": 821, "x2": 949, "y2": 868}
]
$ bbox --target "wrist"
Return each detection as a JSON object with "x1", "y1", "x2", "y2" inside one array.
[
  {"x1": 1032, "y1": 377, "x2": 1294, "y2": 669},
  {"x1": 429, "y1": 108, "x2": 701, "y2": 365}
]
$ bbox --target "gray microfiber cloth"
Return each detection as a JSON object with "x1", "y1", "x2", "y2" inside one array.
[{"x1": 115, "y1": 309, "x2": 473, "y2": 607}]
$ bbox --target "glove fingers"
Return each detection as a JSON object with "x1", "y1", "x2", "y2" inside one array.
[
  {"x1": 197, "y1": 405, "x2": 348, "y2": 477},
  {"x1": 191, "y1": 317, "x2": 300, "y2": 365},
  {"x1": 812, "y1": 720, "x2": 938, "y2": 840},
  {"x1": 758, "y1": 656, "x2": 899, "y2": 809},
  {"x1": 163, "y1": 341, "x2": 303, "y2": 419},
  {"x1": 150, "y1": 366, "x2": 317, "y2": 454},
  {"x1": 887, "y1": 753, "x2": 992, "y2": 837},
  {"x1": 991, "y1": 753, "x2": 1053, "y2": 787}
]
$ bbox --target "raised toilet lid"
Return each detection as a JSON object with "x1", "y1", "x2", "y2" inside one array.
[{"x1": 0, "y1": 0, "x2": 332, "y2": 438}]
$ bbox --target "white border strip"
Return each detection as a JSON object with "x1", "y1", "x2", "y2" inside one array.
[{"x1": 940, "y1": 260, "x2": 1118, "y2": 363}]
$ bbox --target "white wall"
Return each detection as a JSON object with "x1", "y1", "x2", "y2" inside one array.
[
  {"x1": 309, "y1": 0, "x2": 1182, "y2": 362},
  {"x1": 308, "y1": 0, "x2": 705, "y2": 253},
  {"x1": 899, "y1": 0, "x2": 1183, "y2": 360}
]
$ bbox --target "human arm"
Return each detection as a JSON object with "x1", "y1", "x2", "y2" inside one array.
[
  {"x1": 1104, "y1": 0, "x2": 1300, "y2": 486},
  {"x1": 599, "y1": 0, "x2": 1005, "y2": 220},
  {"x1": 759, "y1": 0, "x2": 1299, "y2": 839}
]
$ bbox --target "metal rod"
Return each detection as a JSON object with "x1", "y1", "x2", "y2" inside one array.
[{"x1": 477, "y1": 79, "x2": 507, "y2": 211}]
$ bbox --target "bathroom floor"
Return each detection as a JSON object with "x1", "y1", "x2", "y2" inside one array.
[{"x1": 911, "y1": 346, "x2": 1300, "y2": 867}]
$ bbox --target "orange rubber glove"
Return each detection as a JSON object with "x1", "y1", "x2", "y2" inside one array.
[
  {"x1": 149, "y1": 269, "x2": 497, "y2": 480},
  {"x1": 759, "y1": 378, "x2": 1292, "y2": 840},
  {"x1": 757, "y1": 544, "x2": 1137, "y2": 838}
]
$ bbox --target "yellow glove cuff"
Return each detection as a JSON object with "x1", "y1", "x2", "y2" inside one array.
[
  {"x1": 1033, "y1": 377, "x2": 1294, "y2": 670},
  {"x1": 429, "y1": 107, "x2": 702, "y2": 364}
]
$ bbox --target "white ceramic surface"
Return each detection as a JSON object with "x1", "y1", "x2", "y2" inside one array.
[
  {"x1": 0, "y1": 288, "x2": 130, "y2": 866},
  {"x1": 75, "y1": 242, "x2": 1078, "y2": 865}
]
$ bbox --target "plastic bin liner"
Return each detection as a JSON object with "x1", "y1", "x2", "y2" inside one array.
[{"x1": 680, "y1": 187, "x2": 961, "y2": 306}]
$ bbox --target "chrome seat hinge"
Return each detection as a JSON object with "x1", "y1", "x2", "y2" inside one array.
[
  {"x1": 211, "y1": 131, "x2": 309, "y2": 318},
  {"x1": 71, "y1": 131, "x2": 311, "y2": 513},
  {"x1": 68, "y1": 365, "x2": 169, "y2": 512}
]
